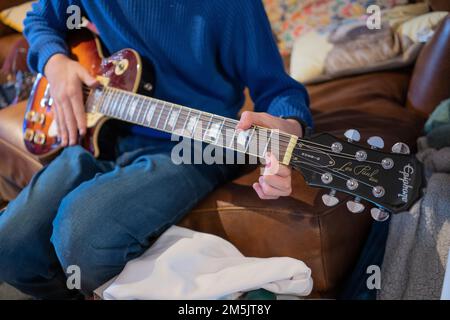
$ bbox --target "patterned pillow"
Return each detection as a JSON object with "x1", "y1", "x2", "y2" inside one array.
[{"x1": 263, "y1": 0, "x2": 409, "y2": 56}]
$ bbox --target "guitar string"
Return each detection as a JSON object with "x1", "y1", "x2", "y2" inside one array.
[
  {"x1": 93, "y1": 90, "x2": 380, "y2": 191},
  {"x1": 293, "y1": 163, "x2": 379, "y2": 203},
  {"x1": 83, "y1": 87, "x2": 295, "y2": 155},
  {"x1": 79, "y1": 87, "x2": 387, "y2": 189},
  {"x1": 82, "y1": 86, "x2": 387, "y2": 166},
  {"x1": 83, "y1": 86, "x2": 295, "y2": 145},
  {"x1": 295, "y1": 157, "x2": 378, "y2": 189},
  {"x1": 294, "y1": 143, "x2": 384, "y2": 165}
]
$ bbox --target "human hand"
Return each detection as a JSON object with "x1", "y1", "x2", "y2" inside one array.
[
  {"x1": 44, "y1": 53, "x2": 97, "y2": 146},
  {"x1": 237, "y1": 111, "x2": 302, "y2": 200}
]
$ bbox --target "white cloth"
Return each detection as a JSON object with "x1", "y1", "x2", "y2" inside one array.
[{"x1": 103, "y1": 226, "x2": 313, "y2": 300}]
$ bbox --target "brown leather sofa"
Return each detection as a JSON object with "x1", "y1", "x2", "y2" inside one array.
[{"x1": 0, "y1": 1, "x2": 449, "y2": 297}]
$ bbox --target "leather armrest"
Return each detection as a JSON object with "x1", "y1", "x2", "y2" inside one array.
[
  {"x1": 407, "y1": 15, "x2": 450, "y2": 115},
  {"x1": 0, "y1": 100, "x2": 29, "y2": 150},
  {"x1": 0, "y1": 101, "x2": 43, "y2": 201}
]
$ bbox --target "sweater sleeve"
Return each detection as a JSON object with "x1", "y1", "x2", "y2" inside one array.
[
  {"x1": 23, "y1": 0, "x2": 80, "y2": 74},
  {"x1": 219, "y1": 0, "x2": 313, "y2": 128}
]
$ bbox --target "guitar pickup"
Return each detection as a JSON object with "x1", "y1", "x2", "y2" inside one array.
[{"x1": 24, "y1": 129, "x2": 35, "y2": 142}]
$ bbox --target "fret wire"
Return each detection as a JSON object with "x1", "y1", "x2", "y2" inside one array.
[
  {"x1": 98, "y1": 88, "x2": 111, "y2": 114},
  {"x1": 135, "y1": 96, "x2": 145, "y2": 125},
  {"x1": 117, "y1": 94, "x2": 129, "y2": 121},
  {"x1": 154, "y1": 101, "x2": 164, "y2": 128},
  {"x1": 108, "y1": 89, "x2": 119, "y2": 117},
  {"x1": 158, "y1": 102, "x2": 170, "y2": 130},
  {"x1": 181, "y1": 109, "x2": 192, "y2": 133},
  {"x1": 171, "y1": 105, "x2": 181, "y2": 131},
  {"x1": 122, "y1": 92, "x2": 131, "y2": 120},
  {"x1": 202, "y1": 114, "x2": 214, "y2": 140},
  {"x1": 116, "y1": 91, "x2": 126, "y2": 118},
  {"x1": 216, "y1": 119, "x2": 225, "y2": 143},
  {"x1": 110, "y1": 91, "x2": 120, "y2": 115},
  {"x1": 228, "y1": 125, "x2": 237, "y2": 149},
  {"x1": 244, "y1": 127, "x2": 256, "y2": 153},
  {"x1": 97, "y1": 89, "x2": 111, "y2": 114},
  {"x1": 124, "y1": 93, "x2": 134, "y2": 121},
  {"x1": 132, "y1": 95, "x2": 143, "y2": 123},
  {"x1": 98, "y1": 88, "x2": 108, "y2": 114},
  {"x1": 192, "y1": 111, "x2": 201, "y2": 139},
  {"x1": 139, "y1": 96, "x2": 150, "y2": 125},
  {"x1": 105, "y1": 89, "x2": 117, "y2": 116},
  {"x1": 163, "y1": 103, "x2": 174, "y2": 130},
  {"x1": 262, "y1": 129, "x2": 273, "y2": 158},
  {"x1": 102, "y1": 88, "x2": 296, "y2": 150},
  {"x1": 127, "y1": 94, "x2": 136, "y2": 122},
  {"x1": 147, "y1": 99, "x2": 158, "y2": 126}
]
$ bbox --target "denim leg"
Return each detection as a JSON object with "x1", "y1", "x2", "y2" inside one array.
[
  {"x1": 51, "y1": 148, "x2": 241, "y2": 295},
  {"x1": 0, "y1": 146, "x2": 111, "y2": 299}
]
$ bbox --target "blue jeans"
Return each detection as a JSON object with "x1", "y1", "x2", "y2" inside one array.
[{"x1": 0, "y1": 134, "x2": 242, "y2": 299}]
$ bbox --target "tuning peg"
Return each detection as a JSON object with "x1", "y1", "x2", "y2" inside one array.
[
  {"x1": 391, "y1": 142, "x2": 410, "y2": 155},
  {"x1": 370, "y1": 208, "x2": 390, "y2": 222},
  {"x1": 346, "y1": 197, "x2": 365, "y2": 213},
  {"x1": 322, "y1": 190, "x2": 339, "y2": 207},
  {"x1": 344, "y1": 129, "x2": 361, "y2": 142},
  {"x1": 367, "y1": 136, "x2": 384, "y2": 150}
]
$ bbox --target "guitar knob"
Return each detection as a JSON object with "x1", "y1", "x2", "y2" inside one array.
[
  {"x1": 344, "y1": 129, "x2": 361, "y2": 142},
  {"x1": 370, "y1": 208, "x2": 390, "y2": 222},
  {"x1": 322, "y1": 190, "x2": 339, "y2": 207},
  {"x1": 367, "y1": 136, "x2": 384, "y2": 149},
  {"x1": 346, "y1": 197, "x2": 365, "y2": 213},
  {"x1": 391, "y1": 142, "x2": 410, "y2": 155}
]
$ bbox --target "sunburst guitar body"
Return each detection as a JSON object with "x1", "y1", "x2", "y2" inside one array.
[{"x1": 23, "y1": 30, "x2": 143, "y2": 159}]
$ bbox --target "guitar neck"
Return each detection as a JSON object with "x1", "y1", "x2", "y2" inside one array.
[{"x1": 86, "y1": 86, "x2": 297, "y2": 164}]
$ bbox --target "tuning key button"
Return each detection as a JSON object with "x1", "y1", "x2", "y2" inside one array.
[
  {"x1": 372, "y1": 186, "x2": 385, "y2": 198},
  {"x1": 346, "y1": 198, "x2": 365, "y2": 213},
  {"x1": 381, "y1": 158, "x2": 394, "y2": 170},
  {"x1": 321, "y1": 173, "x2": 333, "y2": 184},
  {"x1": 346, "y1": 179, "x2": 359, "y2": 191},
  {"x1": 391, "y1": 142, "x2": 410, "y2": 155},
  {"x1": 322, "y1": 190, "x2": 339, "y2": 207},
  {"x1": 344, "y1": 129, "x2": 361, "y2": 142},
  {"x1": 367, "y1": 136, "x2": 385, "y2": 150},
  {"x1": 370, "y1": 208, "x2": 390, "y2": 222},
  {"x1": 331, "y1": 142, "x2": 343, "y2": 153},
  {"x1": 355, "y1": 150, "x2": 367, "y2": 162}
]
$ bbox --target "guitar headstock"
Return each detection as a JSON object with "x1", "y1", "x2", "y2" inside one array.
[{"x1": 289, "y1": 130, "x2": 423, "y2": 221}]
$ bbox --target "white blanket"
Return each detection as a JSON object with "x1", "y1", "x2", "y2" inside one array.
[{"x1": 103, "y1": 226, "x2": 313, "y2": 300}]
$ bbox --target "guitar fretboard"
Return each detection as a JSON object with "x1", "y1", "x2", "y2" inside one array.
[{"x1": 86, "y1": 86, "x2": 296, "y2": 163}]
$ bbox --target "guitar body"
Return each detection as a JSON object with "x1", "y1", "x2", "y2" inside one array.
[{"x1": 23, "y1": 29, "x2": 142, "y2": 158}]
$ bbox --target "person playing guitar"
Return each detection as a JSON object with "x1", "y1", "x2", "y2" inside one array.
[{"x1": 0, "y1": 0, "x2": 312, "y2": 299}]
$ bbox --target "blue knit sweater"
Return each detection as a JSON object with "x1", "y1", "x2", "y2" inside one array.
[{"x1": 24, "y1": 0, "x2": 312, "y2": 137}]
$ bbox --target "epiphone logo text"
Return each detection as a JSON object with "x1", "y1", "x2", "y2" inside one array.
[
  {"x1": 398, "y1": 164, "x2": 414, "y2": 203},
  {"x1": 336, "y1": 162, "x2": 379, "y2": 183}
]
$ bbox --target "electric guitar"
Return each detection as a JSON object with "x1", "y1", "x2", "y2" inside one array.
[{"x1": 22, "y1": 30, "x2": 423, "y2": 221}]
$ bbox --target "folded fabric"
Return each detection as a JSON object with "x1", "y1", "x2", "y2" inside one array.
[{"x1": 102, "y1": 226, "x2": 313, "y2": 300}]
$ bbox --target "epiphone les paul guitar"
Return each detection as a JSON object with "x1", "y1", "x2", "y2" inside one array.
[{"x1": 23, "y1": 30, "x2": 423, "y2": 221}]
